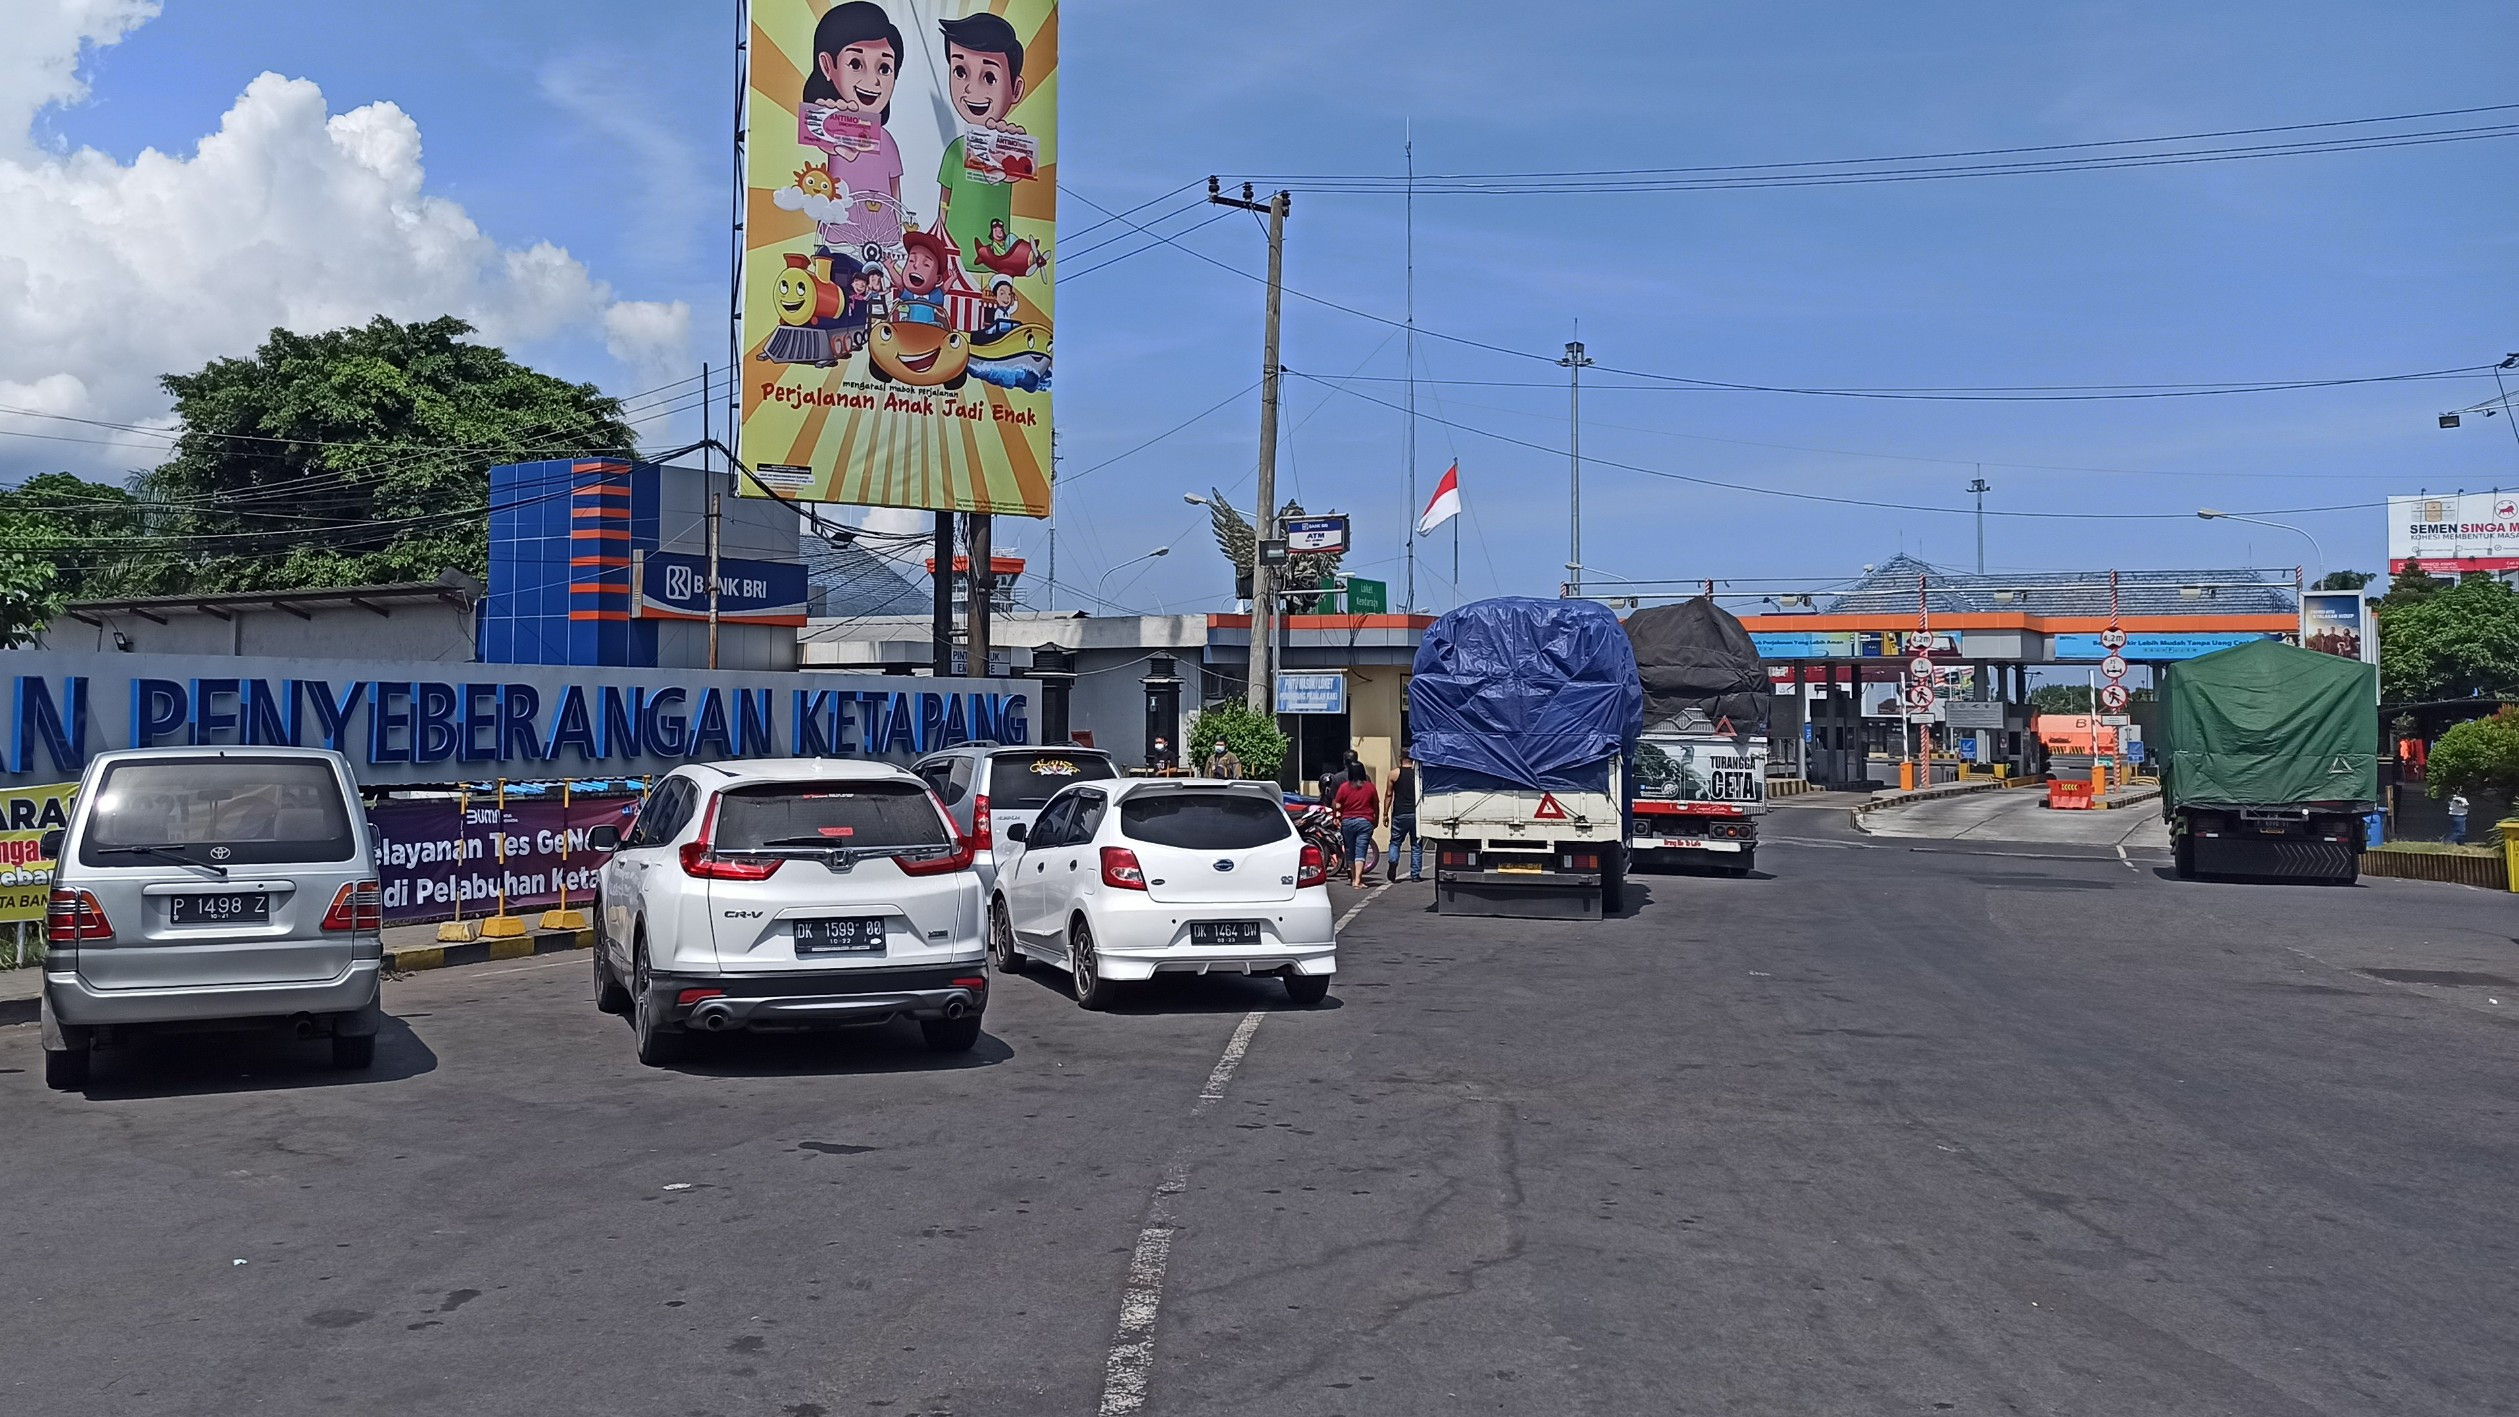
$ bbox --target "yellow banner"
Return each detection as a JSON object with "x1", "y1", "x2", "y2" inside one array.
[
  {"x1": 739, "y1": 0, "x2": 1058, "y2": 518},
  {"x1": 0, "y1": 782, "x2": 78, "y2": 924}
]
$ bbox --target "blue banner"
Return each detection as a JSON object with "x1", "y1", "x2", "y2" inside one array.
[
  {"x1": 2052, "y1": 632, "x2": 2276, "y2": 661},
  {"x1": 637, "y1": 552, "x2": 809, "y2": 624}
]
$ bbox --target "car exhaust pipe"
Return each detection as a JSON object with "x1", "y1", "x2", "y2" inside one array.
[
  {"x1": 942, "y1": 998, "x2": 968, "y2": 1021},
  {"x1": 291, "y1": 1015, "x2": 319, "y2": 1040},
  {"x1": 689, "y1": 1002, "x2": 737, "y2": 1032}
]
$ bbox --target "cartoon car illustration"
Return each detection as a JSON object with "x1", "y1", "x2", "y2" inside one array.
[{"x1": 865, "y1": 321, "x2": 973, "y2": 390}]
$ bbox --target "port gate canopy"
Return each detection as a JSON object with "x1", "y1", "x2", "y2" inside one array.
[{"x1": 1729, "y1": 556, "x2": 2298, "y2": 669}]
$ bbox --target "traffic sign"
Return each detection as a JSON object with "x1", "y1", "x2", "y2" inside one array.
[
  {"x1": 2099, "y1": 682, "x2": 2131, "y2": 711},
  {"x1": 1905, "y1": 683, "x2": 1937, "y2": 710},
  {"x1": 1908, "y1": 655, "x2": 1935, "y2": 680},
  {"x1": 2101, "y1": 654, "x2": 2128, "y2": 680},
  {"x1": 1281, "y1": 515, "x2": 1350, "y2": 554},
  {"x1": 2099, "y1": 626, "x2": 2128, "y2": 650}
]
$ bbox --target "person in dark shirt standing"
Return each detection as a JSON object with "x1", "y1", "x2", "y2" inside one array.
[{"x1": 1385, "y1": 752, "x2": 1422, "y2": 882}]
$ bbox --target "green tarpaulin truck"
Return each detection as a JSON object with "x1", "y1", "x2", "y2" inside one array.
[{"x1": 2159, "y1": 638, "x2": 2377, "y2": 884}]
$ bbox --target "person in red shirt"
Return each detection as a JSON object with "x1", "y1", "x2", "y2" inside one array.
[{"x1": 1332, "y1": 762, "x2": 1379, "y2": 888}]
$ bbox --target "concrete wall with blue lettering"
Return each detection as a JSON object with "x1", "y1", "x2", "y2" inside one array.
[
  {"x1": 482, "y1": 459, "x2": 799, "y2": 672},
  {"x1": 0, "y1": 651, "x2": 1025, "y2": 789}
]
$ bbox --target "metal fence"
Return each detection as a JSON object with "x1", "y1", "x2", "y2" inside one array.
[{"x1": 3, "y1": 921, "x2": 42, "y2": 971}]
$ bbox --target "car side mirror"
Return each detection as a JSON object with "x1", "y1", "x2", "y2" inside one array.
[
  {"x1": 587, "y1": 825, "x2": 621, "y2": 851},
  {"x1": 38, "y1": 829, "x2": 63, "y2": 860},
  {"x1": 1003, "y1": 821, "x2": 1028, "y2": 844}
]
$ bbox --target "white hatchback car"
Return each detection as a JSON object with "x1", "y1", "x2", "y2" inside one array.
[
  {"x1": 987, "y1": 777, "x2": 1336, "y2": 1009},
  {"x1": 592, "y1": 759, "x2": 987, "y2": 1065}
]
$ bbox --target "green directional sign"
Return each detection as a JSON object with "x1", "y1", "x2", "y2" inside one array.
[{"x1": 1345, "y1": 577, "x2": 1389, "y2": 614}]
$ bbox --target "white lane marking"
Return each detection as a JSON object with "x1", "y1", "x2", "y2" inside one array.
[
  {"x1": 1195, "y1": 1011, "x2": 1265, "y2": 1113},
  {"x1": 1097, "y1": 885, "x2": 1384, "y2": 1416},
  {"x1": 2117, "y1": 844, "x2": 2139, "y2": 873},
  {"x1": 1334, "y1": 882, "x2": 1389, "y2": 932}
]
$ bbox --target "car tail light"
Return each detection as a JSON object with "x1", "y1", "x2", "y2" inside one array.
[
  {"x1": 1101, "y1": 846, "x2": 1148, "y2": 890},
  {"x1": 1296, "y1": 844, "x2": 1327, "y2": 889},
  {"x1": 47, "y1": 887, "x2": 111, "y2": 944},
  {"x1": 951, "y1": 976, "x2": 988, "y2": 991},
  {"x1": 895, "y1": 835, "x2": 976, "y2": 876},
  {"x1": 321, "y1": 880, "x2": 382, "y2": 932},
  {"x1": 676, "y1": 988, "x2": 725, "y2": 1007},
  {"x1": 678, "y1": 795, "x2": 784, "y2": 880},
  {"x1": 969, "y1": 793, "x2": 992, "y2": 851}
]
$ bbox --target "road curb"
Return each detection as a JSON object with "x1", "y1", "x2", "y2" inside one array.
[
  {"x1": 386, "y1": 927, "x2": 594, "y2": 976},
  {"x1": 1849, "y1": 778, "x2": 2014, "y2": 833}
]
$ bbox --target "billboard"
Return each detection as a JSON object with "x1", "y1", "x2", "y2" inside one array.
[
  {"x1": 739, "y1": 0, "x2": 1058, "y2": 518},
  {"x1": 0, "y1": 781, "x2": 76, "y2": 923},
  {"x1": 2300, "y1": 589, "x2": 2375, "y2": 664},
  {"x1": 2389, "y1": 491, "x2": 2519, "y2": 574}
]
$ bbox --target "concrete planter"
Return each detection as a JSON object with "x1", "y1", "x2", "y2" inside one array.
[{"x1": 2359, "y1": 847, "x2": 2508, "y2": 891}]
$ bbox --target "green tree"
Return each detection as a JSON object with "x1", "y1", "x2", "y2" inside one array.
[
  {"x1": 0, "y1": 545, "x2": 61, "y2": 646},
  {"x1": 2376, "y1": 573, "x2": 2519, "y2": 703},
  {"x1": 0, "y1": 472, "x2": 152, "y2": 601},
  {"x1": 2425, "y1": 708, "x2": 2519, "y2": 800},
  {"x1": 99, "y1": 316, "x2": 633, "y2": 594},
  {"x1": 2378, "y1": 565, "x2": 2449, "y2": 609},
  {"x1": 1187, "y1": 702, "x2": 1289, "y2": 782},
  {"x1": 2029, "y1": 683, "x2": 2094, "y2": 714},
  {"x1": 2313, "y1": 569, "x2": 2376, "y2": 592}
]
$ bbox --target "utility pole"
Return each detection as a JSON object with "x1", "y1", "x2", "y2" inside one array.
[
  {"x1": 966, "y1": 513, "x2": 993, "y2": 682},
  {"x1": 1210, "y1": 178, "x2": 1290, "y2": 713},
  {"x1": 931, "y1": 513, "x2": 955, "y2": 677},
  {"x1": 703, "y1": 362, "x2": 720, "y2": 670},
  {"x1": 1968, "y1": 474, "x2": 1991, "y2": 575},
  {"x1": 1559, "y1": 338, "x2": 1592, "y2": 597},
  {"x1": 1403, "y1": 129, "x2": 1417, "y2": 615}
]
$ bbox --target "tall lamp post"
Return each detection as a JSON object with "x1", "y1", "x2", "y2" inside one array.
[
  {"x1": 2197, "y1": 509, "x2": 2325, "y2": 588},
  {"x1": 1089, "y1": 546, "x2": 1171, "y2": 612}
]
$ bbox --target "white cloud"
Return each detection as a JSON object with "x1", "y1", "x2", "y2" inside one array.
[{"x1": 0, "y1": 2, "x2": 691, "y2": 478}]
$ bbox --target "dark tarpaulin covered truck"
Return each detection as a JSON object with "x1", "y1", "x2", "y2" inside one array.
[
  {"x1": 1410, "y1": 598, "x2": 1643, "y2": 919},
  {"x1": 1622, "y1": 598, "x2": 1774, "y2": 877},
  {"x1": 2160, "y1": 638, "x2": 2378, "y2": 884}
]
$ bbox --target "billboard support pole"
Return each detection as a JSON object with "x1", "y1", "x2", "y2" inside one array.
[
  {"x1": 932, "y1": 514, "x2": 956, "y2": 678},
  {"x1": 967, "y1": 514, "x2": 993, "y2": 685}
]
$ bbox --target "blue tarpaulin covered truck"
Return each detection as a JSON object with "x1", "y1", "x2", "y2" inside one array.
[{"x1": 1409, "y1": 598, "x2": 1643, "y2": 919}]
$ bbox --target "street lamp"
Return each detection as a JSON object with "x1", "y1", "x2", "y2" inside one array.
[
  {"x1": 2197, "y1": 509, "x2": 2325, "y2": 587},
  {"x1": 1089, "y1": 546, "x2": 1170, "y2": 611}
]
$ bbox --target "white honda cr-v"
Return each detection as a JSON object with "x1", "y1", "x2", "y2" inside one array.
[
  {"x1": 987, "y1": 777, "x2": 1336, "y2": 1009},
  {"x1": 592, "y1": 760, "x2": 987, "y2": 1065}
]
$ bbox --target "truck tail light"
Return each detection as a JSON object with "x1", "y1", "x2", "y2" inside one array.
[
  {"x1": 320, "y1": 880, "x2": 382, "y2": 932},
  {"x1": 47, "y1": 887, "x2": 111, "y2": 944},
  {"x1": 678, "y1": 795, "x2": 784, "y2": 880},
  {"x1": 1101, "y1": 847, "x2": 1148, "y2": 890},
  {"x1": 1296, "y1": 844, "x2": 1327, "y2": 889},
  {"x1": 968, "y1": 793, "x2": 992, "y2": 851}
]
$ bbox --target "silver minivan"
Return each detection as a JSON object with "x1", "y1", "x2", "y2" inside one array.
[
  {"x1": 40, "y1": 747, "x2": 384, "y2": 1089},
  {"x1": 911, "y1": 743, "x2": 1119, "y2": 892}
]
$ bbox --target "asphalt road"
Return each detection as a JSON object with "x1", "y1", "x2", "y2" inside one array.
[
  {"x1": 1856, "y1": 784, "x2": 2171, "y2": 849},
  {"x1": 4, "y1": 816, "x2": 2516, "y2": 1416}
]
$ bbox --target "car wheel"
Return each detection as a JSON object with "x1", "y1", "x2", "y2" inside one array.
[
  {"x1": 593, "y1": 915, "x2": 632, "y2": 1015},
  {"x1": 989, "y1": 897, "x2": 1025, "y2": 975},
  {"x1": 43, "y1": 1042, "x2": 89, "y2": 1091},
  {"x1": 921, "y1": 1016, "x2": 983, "y2": 1052},
  {"x1": 632, "y1": 934, "x2": 694, "y2": 1066},
  {"x1": 1282, "y1": 971, "x2": 1331, "y2": 1007},
  {"x1": 330, "y1": 1033, "x2": 376, "y2": 1070},
  {"x1": 1069, "y1": 917, "x2": 1116, "y2": 1011}
]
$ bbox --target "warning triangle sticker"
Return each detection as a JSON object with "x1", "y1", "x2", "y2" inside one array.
[
  {"x1": 1713, "y1": 715, "x2": 1737, "y2": 737},
  {"x1": 2329, "y1": 756, "x2": 2353, "y2": 774},
  {"x1": 1534, "y1": 793, "x2": 1569, "y2": 821}
]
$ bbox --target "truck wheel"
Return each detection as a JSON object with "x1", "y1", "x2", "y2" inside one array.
[
  {"x1": 43, "y1": 1043, "x2": 89, "y2": 1091},
  {"x1": 1732, "y1": 848, "x2": 1756, "y2": 878},
  {"x1": 1601, "y1": 850, "x2": 1627, "y2": 913},
  {"x1": 2173, "y1": 837, "x2": 2196, "y2": 879}
]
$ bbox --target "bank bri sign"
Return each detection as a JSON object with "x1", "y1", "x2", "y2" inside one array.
[{"x1": 0, "y1": 651, "x2": 1026, "y2": 789}]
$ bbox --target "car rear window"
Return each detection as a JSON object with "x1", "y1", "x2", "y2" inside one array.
[
  {"x1": 1120, "y1": 790, "x2": 1293, "y2": 850},
  {"x1": 713, "y1": 782, "x2": 949, "y2": 850},
  {"x1": 81, "y1": 757, "x2": 356, "y2": 866},
  {"x1": 989, "y1": 751, "x2": 1116, "y2": 809}
]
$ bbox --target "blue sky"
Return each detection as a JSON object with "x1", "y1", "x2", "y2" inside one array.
[{"x1": 21, "y1": 0, "x2": 2519, "y2": 612}]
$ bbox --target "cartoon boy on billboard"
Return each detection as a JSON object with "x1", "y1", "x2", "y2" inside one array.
[{"x1": 935, "y1": 12, "x2": 1042, "y2": 274}]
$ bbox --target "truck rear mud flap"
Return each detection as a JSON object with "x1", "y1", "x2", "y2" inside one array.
[
  {"x1": 1437, "y1": 870, "x2": 1604, "y2": 920},
  {"x1": 2191, "y1": 837, "x2": 2359, "y2": 884}
]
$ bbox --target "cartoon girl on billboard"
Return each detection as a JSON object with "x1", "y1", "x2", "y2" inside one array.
[{"x1": 798, "y1": 2, "x2": 909, "y2": 263}]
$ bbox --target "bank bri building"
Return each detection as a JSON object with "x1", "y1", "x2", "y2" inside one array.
[{"x1": 478, "y1": 459, "x2": 806, "y2": 673}]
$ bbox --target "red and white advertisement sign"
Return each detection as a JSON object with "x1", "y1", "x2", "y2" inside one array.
[{"x1": 2389, "y1": 492, "x2": 2519, "y2": 574}]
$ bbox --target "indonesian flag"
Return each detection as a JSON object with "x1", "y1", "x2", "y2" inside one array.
[{"x1": 1417, "y1": 462, "x2": 1462, "y2": 535}]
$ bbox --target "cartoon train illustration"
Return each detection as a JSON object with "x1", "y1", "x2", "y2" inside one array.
[{"x1": 762, "y1": 226, "x2": 1052, "y2": 392}]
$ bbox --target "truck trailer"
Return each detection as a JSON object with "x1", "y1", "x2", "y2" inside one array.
[
  {"x1": 1622, "y1": 598, "x2": 1774, "y2": 877},
  {"x1": 2159, "y1": 638, "x2": 2377, "y2": 884},
  {"x1": 1410, "y1": 598, "x2": 1644, "y2": 919}
]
